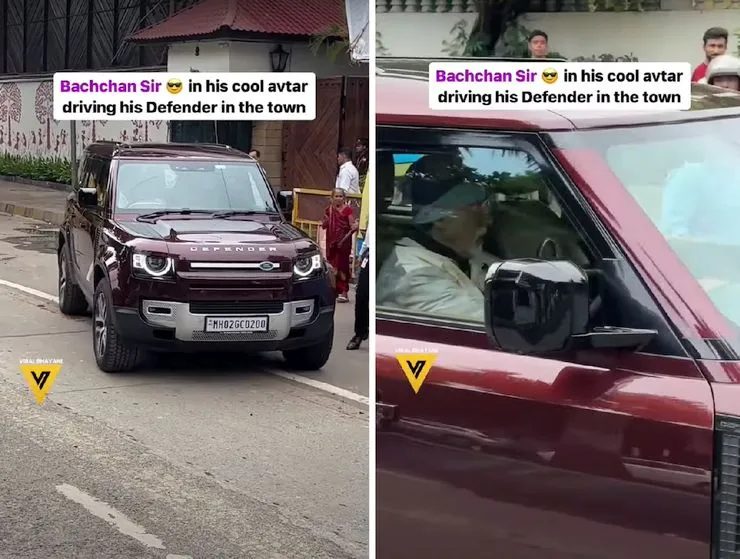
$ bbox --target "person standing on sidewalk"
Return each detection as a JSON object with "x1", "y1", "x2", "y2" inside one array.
[
  {"x1": 322, "y1": 189, "x2": 358, "y2": 303},
  {"x1": 336, "y1": 148, "x2": 360, "y2": 195},
  {"x1": 354, "y1": 138, "x2": 369, "y2": 185},
  {"x1": 347, "y1": 223, "x2": 369, "y2": 350},
  {"x1": 692, "y1": 27, "x2": 728, "y2": 82}
]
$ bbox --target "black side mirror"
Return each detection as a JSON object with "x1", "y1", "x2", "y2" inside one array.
[
  {"x1": 484, "y1": 259, "x2": 657, "y2": 354},
  {"x1": 77, "y1": 187, "x2": 97, "y2": 207},
  {"x1": 277, "y1": 190, "x2": 294, "y2": 220}
]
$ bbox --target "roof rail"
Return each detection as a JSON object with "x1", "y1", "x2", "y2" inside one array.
[
  {"x1": 158, "y1": 142, "x2": 233, "y2": 150},
  {"x1": 193, "y1": 143, "x2": 232, "y2": 149},
  {"x1": 113, "y1": 142, "x2": 233, "y2": 150}
]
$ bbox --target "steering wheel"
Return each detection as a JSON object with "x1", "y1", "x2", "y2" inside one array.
[
  {"x1": 537, "y1": 236, "x2": 604, "y2": 319},
  {"x1": 537, "y1": 237, "x2": 561, "y2": 259}
]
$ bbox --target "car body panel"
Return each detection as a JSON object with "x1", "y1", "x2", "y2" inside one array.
[{"x1": 377, "y1": 329, "x2": 713, "y2": 559}]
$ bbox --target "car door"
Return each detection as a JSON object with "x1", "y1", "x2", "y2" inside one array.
[
  {"x1": 73, "y1": 155, "x2": 106, "y2": 298},
  {"x1": 375, "y1": 126, "x2": 715, "y2": 559},
  {"x1": 87, "y1": 156, "x2": 111, "y2": 287},
  {"x1": 68, "y1": 154, "x2": 92, "y2": 286}
]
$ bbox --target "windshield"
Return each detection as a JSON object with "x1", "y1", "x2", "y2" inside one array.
[
  {"x1": 114, "y1": 161, "x2": 278, "y2": 214},
  {"x1": 550, "y1": 116, "x2": 740, "y2": 330}
]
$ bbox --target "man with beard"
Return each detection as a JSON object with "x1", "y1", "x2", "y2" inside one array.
[{"x1": 692, "y1": 27, "x2": 728, "y2": 82}]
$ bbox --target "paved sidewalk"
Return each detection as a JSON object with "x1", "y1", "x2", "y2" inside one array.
[{"x1": 0, "y1": 179, "x2": 68, "y2": 224}]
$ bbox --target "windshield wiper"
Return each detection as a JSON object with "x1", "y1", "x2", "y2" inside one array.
[
  {"x1": 136, "y1": 209, "x2": 214, "y2": 222},
  {"x1": 212, "y1": 210, "x2": 280, "y2": 218}
]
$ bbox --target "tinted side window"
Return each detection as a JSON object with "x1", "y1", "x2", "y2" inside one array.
[
  {"x1": 83, "y1": 157, "x2": 110, "y2": 207},
  {"x1": 376, "y1": 141, "x2": 592, "y2": 325},
  {"x1": 95, "y1": 159, "x2": 111, "y2": 206}
]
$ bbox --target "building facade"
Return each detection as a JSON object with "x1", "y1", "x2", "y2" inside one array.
[
  {"x1": 377, "y1": 0, "x2": 740, "y2": 64},
  {"x1": 0, "y1": 0, "x2": 369, "y2": 192}
]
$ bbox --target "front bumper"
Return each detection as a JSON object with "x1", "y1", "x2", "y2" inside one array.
[{"x1": 112, "y1": 298, "x2": 334, "y2": 352}]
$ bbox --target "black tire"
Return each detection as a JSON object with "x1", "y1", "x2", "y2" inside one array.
[
  {"x1": 58, "y1": 247, "x2": 88, "y2": 316},
  {"x1": 282, "y1": 325, "x2": 334, "y2": 371},
  {"x1": 92, "y1": 278, "x2": 139, "y2": 373}
]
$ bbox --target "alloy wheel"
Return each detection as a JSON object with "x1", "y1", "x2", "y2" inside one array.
[
  {"x1": 94, "y1": 292, "x2": 108, "y2": 357},
  {"x1": 59, "y1": 253, "x2": 67, "y2": 304}
]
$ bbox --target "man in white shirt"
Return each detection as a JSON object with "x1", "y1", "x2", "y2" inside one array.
[
  {"x1": 335, "y1": 148, "x2": 360, "y2": 194},
  {"x1": 376, "y1": 177, "x2": 499, "y2": 323}
]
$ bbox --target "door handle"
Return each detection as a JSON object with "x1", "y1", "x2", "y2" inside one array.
[{"x1": 376, "y1": 401, "x2": 399, "y2": 430}]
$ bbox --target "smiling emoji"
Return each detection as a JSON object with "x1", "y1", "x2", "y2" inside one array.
[
  {"x1": 166, "y1": 78, "x2": 183, "y2": 94},
  {"x1": 542, "y1": 68, "x2": 558, "y2": 85}
]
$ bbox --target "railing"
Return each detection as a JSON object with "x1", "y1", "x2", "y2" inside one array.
[
  {"x1": 292, "y1": 188, "x2": 363, "y2": 241},
  {"x1": 692, "y1": 0, "x2": 740, "y2": 8},
  {"x1": 378, "y1": 0, "x2": 662, "y2": 12},
  {"x1": 376, "y1": 0, "x2": 477, "y2": 12}
]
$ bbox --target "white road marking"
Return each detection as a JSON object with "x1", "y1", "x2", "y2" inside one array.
[
  {"x1": 273, "y1": 372, "x2": 369, "y2": 405},
  {"x1": 0, "y1": 278, "x2": 58, "y2": 303},
  {"x1": 55, "y1": 483, "x2": 166, "y2": 550},
  {"x1": 0, "y1": 279, "x2": 369, "y2": 406}
]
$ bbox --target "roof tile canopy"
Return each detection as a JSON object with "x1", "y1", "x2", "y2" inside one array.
[{"x1": 129, "y1": 0, "x2": 346, "y2": 43}]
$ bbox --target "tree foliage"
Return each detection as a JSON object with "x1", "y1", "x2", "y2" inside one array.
[
  {"x1": 459, "y1": 0, "x2": 651, "y2": 57},
  {"x1": 310, "y1": 24, "x2": 369, "y2": 64},
  {"x1": 442, "y1": 18, "x2": 638, "y2": 61}
]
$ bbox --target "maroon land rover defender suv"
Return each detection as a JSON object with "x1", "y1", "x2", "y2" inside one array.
[
  {"x1": 376, "y1": 58, "x2": 740, "y2": 559},
  {"x1": 57, "y1": 142, "x2": 334, "y2": 373}
]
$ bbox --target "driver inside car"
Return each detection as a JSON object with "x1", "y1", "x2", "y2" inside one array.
[
  {"x1": 117, "y1": 167, "x2": 175, "y2": 209},
  {"x1": 376, "y1": 175, "x2": 499, "y2": 323}
]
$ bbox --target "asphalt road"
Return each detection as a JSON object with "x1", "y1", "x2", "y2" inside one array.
[{"x1": 0, "y1": 213, "x2": 369, "y2": 558}]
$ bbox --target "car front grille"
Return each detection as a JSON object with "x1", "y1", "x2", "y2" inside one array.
[
  {"x1": 191, "y1": 330, "x2": 279, "y2": 342},
  {"x1": 713, "y1": 415, "x2": 740, "y2": 557},
  {"x1": 189, "y1": 301, "x2": 284, "y2": 314}
]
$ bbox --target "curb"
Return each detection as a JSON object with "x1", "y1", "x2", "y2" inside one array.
[
  {"x1": 0, "y1": 203, "x2": 64, "y2": 225},
  {"x1": 0, "y1": 175, "x2": 69, "y2": 192}
]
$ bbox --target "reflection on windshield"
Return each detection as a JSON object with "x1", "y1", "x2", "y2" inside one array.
[
  {"x1": 115, "y1": 161, "x2": 277, "y2": 213},
  {"x1": 550, "y1": 117, "x2": 740, "y2": 331},
  {"x1": 389, "y1": 149, "x2": 542, "y2": 207}
]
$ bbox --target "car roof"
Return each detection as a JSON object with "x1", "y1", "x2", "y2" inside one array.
[
  {"x1": 377, "y1": 57, "x2": 740, "y2": 131},
  {"x1": 85, "y1": 142, "x2": 255, "y2": 161}
]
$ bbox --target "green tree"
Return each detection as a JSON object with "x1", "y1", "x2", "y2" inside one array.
[
  {"x1": 310, "y1": 25, "x2": 352, "y2": 63},
  {"x1": 457, "y1": 0, "x2": 650, "y2": 57},
  {"x1": 310, "y1": 23, "x2": 370, "y2": 63}
]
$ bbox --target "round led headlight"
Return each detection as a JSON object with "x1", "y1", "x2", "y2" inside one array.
[
  {"x1": 132, "y1": 252, "x2": 174, "y2": 277},
  {"x1": 293, "y1": 254, "x2": 322, "y2": 278}
]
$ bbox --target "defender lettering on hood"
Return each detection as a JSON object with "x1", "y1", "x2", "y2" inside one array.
[{"x1": 189, "y1": 246, "x2": 278, "y2": 252}]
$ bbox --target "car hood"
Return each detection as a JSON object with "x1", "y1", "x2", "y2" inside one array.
[{"x1": 118, "y1": 218, "x2": 314, "y2": 260}]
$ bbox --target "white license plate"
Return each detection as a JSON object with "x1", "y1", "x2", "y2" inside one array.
[{"x1": 204, "y1": 316, "x2": 269, "y2": 333}]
